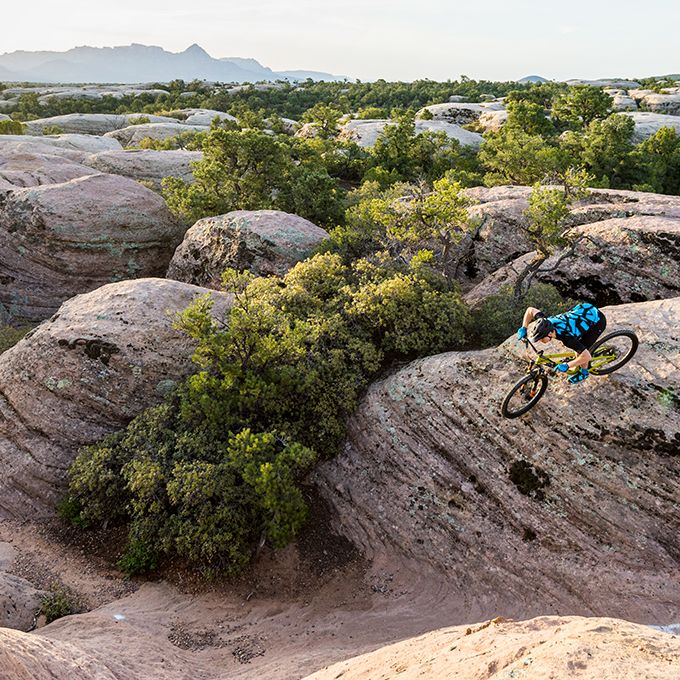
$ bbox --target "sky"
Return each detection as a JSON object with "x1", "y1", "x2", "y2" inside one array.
[{"x1": 2, "y1": 0, "x2": 678, "y2": 82}]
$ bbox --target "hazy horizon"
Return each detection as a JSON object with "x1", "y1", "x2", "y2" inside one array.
[{"x1": 3, "y1": 0, "x2": 679, "y2": 82}]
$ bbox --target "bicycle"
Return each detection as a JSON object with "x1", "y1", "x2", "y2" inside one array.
[{"x1": 500, "y1": 330, "x2": 639, "y2": 419}]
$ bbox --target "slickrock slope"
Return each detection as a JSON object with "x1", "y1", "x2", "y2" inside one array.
[
  {"x1": 465, "y1": 214, "x2": 680, "y2": 307},
  {"x1": 0, "y1": 278, "x2": 231, "y2": 518},
  {"x1": 0, "y1": 173, "x2": 184, "y2": 322},
  {"x1": 304, "y1": 616, "x2": 680, "y2": 680},
  {"x1": 0, "y1": 629, "x2": 118, "y2": 680},
  {"x1": 167, "y1": 210, "x2": 330, "y2": 285},
  {"x1": 0, "y1": 133, "x2": 123, "y2": 161},
  {"x1": 23, "y1": 113, "x2": 181, "y2": 136},
  {"x1": 83, "y1": 149, "x2": 202, "y2": 188},
  {"x1": 314, "y1": 298, "x2": 680, "y2": 622}
]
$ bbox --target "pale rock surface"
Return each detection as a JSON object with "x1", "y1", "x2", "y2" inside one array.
[
  {"x1": 0, "y1": 152, "x2": 95, "y2": 190},
  {"x1": 0, "y1": 278, "x2": 231, "y2": 519},
  {"x1": 180, "y1": 108, "x2": 237, "y2": 126},
  {"x1": 478, "y1": 109, "x2": 508, "y2": 131},
  {"x1": 0, "y1": 573, "x2": 45, "y2": 631},
  {"x1": 83, "y1": 149, "x2": 202, "y2": 188},
  {"x1": 621, "y1": 111, "x2": 680, "y2": 142},
  {"x1": 0, "y1": 114, "x2": 10, "y2": 121},
  {"x1": 23, "y1": 113, "x2": 180, "y2": 136},
  {"x1": 417, "y1": 101, "x2": 504, "y2": 125},
  {"x1": 294, "y1": 121, "x2": 320, "y2": 139},
  {"x1": 0, "y1": 173, "x2": 183, "y2": 322},
  {"x1": 105, "y1": 122, "x2": 210, "y2": 147},
  {"x1": 167, "y1": 210, "x2": 329, "y2": 285},
  {"x1": 0, "y1": 133, "x2": 123, "y2": 162},
  {"x1": 611, "y1": 93, "x2": 638, "y2": 111},
  {"x1": 639, "y1": 92, "x2": 680, "y2": 115},
  {"x1": 567, "y1": 79, "x2": 641, "y2": 88},
  {"x1": 340, "y1": 119, "x2": 483, "y2": 148},
  {"x1": 465, "y1": 215, "x2": 680, "y2": 307},
  {"x1": 305, "y1": 616, "x2": 680, "y2": 680},
  {"x1": 314, "y1": 297, "x2": 680, "y2": 620}
]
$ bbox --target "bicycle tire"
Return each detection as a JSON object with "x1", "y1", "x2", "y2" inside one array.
[
  {"x1": 500, "y1": 372, "x2": 548, "y2": 418},
  {"x1": 589, "y1": 330, "x2": 639, "y2": 376}
]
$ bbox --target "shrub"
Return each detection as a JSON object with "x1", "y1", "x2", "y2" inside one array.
[
  {"x1": 0, "y1": 325, "x2": 31, "y2": 353},
  {"x1": 40, "y1": 586, "x2": 77, "y2": 623},
  {"x1": 0, "y1": 120, "x2": 24, "y2": 135},
  {"x1": 66, "y1": 254, "x2": 470, "y2": 574},
  {"x1": 472, "y1": 283, "x2": 575, "y2": 348},
  {"x1": 41, "y1": 125, "x2": 64, "y2": 135}
]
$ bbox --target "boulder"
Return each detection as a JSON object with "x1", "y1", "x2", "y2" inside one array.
[
  {"x1": 167, "y1": 210, "x2": 329, "y2": 286},
  {"x1": 105, "y1": 123, "x2": 210, "y2": 148},
  {"x1": 638, "y1": 93, "x2": 680, "y2": 116},
  {"x1": 417, "y1": 102, "x2": 504, "y2": 125},
  {"x1": 0, "y1": 278, "x2": 232, "y2": 519},
  {"x1": 304, "y1": 616, "x2": 680, "y2": 680},
  {"x1": 82, "y1": 149, "x2": 202, "y2": 189},
  {"x1": 0, "y1": 114, "x2": 10, "y2": 121},
  {"x1": 478, "y1": 108, "x2": 509, "y2": 131},
  {"x1": 314, "y1": 297, "x2": 680, "y2": 620},
  {"x1": 339, "y1": 119, "x2": 483, "y2": 148},
  {"x1": 460, "y1": 186, "x2": 680, "y2": 282},
  {"x1": 22, "y1": 114, "x2": 179, "y2": 136},
  {"x1": 464, "y1": 215, "x2": 680, "y2": 307},
  {"x1": 0, "y1": 573, "x2": 44, "y2": 631},
  {"x1": 610, "y1": 93, "x2": 638, "y2": 111},
  {"x1": 0, "y1": 153, "x2": 95, "y2": 190},
  {"x1": 0, "y1": 173, "x2": 184, "y2": 323},
  {"x1": 621, "y1": 111, "x2": 680, "y2": 142},
  {"x1": 0, "y1": 134, "x2": 123, "y2": 162},
  {"x1": 179, "y1": 108, "x2": 237, "y2": 126}
]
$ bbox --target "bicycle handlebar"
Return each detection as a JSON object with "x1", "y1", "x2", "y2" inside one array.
[{"x1": 520, "y1": 337, "x2": 558, "y2": 367}]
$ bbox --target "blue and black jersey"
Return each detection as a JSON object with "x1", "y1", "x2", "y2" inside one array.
[{"x1": 536, "y1": 303, "x2": 606, "y2": 353}]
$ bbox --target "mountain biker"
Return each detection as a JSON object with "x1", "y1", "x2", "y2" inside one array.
[{"x1": 516, "y1": 302, "x2": 606, "y2": 384}]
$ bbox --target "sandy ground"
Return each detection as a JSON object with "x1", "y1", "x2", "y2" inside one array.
[{"x1": 1, "y1": 509, "x2": 679, "y2": 680}]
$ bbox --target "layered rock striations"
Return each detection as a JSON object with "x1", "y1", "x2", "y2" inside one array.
[
  {"x1": 0, "y1": 278, "x2": 232, "y2": 519},
  {"x1": 0, "y1": 173, "x2": 184, "y2": 323}
]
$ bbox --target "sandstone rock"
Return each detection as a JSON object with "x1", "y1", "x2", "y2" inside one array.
[
  {"x1": 464, "y1": 215, "x2": 680, "y2": 307},
  {"x1": 0, "y1": 114, "x2": 10, "y2": 121},
  {"x1": 339, "y1": 119, "x2": 483, "y2": 148},
  {"x1": 0, "y1": 628, "x2": 118, "y2": 679},
  {"x1": 0, "y1": 573, "x2": 44, "y2": 631},
  {"x1": 566, "y1": 79, "x2": 641, "y2": 88},
  {"x1": 314, "y1": 297, "x2": 680, "y2": 620},
  {"x1": 478, "y1": 109, "x2": 509, "y2": 131},
  {"x1": 0, "y1": 134, "x2": 123, "y2": 162},
  {"x1": 23, "y1": 114, "x2": 180, "y2": 136},
  {"x1": 180, "y1": 108, "x2": 237, "y2": 126},
  {"x1": 448, "y1": 95, "x2": 468, "y2": 103},
  {"x1": 417, "y1": 102, "x2": 504, "y2": 125},
  {"x1": 621, "y1": 111, "x2": 680, "y2": 142},
  {"x1": 611, "y1": 93, "x2": 638, "y2": 111},
  {"x1": 461, "y1": 186, "x2": 680, "y2": 282},
  {"x1": 0, "y1": 278, "x2": 231, "y2": 519},
  {"x1": 105, "y1": 123, "x2": 210, "y2": 148},
  {"x1": 0, "y1": 173, "x2": 184, "y2": 323},
  {"x1": 82, "y1": 149, "x2": 202, "y2": 188},
  {"x1": 0, "y1": 153, "x2": 95, "y2": 190},
  {"x1": 294, "y1": 122, "x2": 320, "y2": 139},
  {"x1": 304, "y1": 616, "x2": 680, "y2": 680},
  {"x1": 167, "y1": 210, "x2": 329, "y2": 286},
  {"x1": 639, "y1": 93, "x2": 680, "y2": 116}
]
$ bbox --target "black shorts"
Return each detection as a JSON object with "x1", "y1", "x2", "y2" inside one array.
[{"x1": 581, "y1": 313, "x2": 607, "y2": 350}]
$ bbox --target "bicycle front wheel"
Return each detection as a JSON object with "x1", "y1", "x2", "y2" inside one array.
[
  {"x1": 500, "y1": 372, "x2": 548, "y2": 419},
  {"x1": 589, "y1": 330, "x2": 639, "y2": 375}
]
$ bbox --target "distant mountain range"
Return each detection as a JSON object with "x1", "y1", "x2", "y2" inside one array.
[{"x1": 0, "y1": 44, "x2": 347, "y2": 84}]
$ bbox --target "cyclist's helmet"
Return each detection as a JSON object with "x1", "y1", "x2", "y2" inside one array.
[{"x1": 527, "y1": 317, "x2": 554, "y2": 342}]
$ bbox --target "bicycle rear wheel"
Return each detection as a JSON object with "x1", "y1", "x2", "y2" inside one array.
[
  {"x1": 589, "y1": 330, "x2": 639, "y2": 375},
  {"x1": 500, "y1": 372, "x2": 548, "y2": 418}
]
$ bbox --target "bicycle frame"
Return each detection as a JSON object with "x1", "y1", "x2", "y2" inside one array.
[{"x1": 521, "y1": 338, "x2": 616, "y2": 374}]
